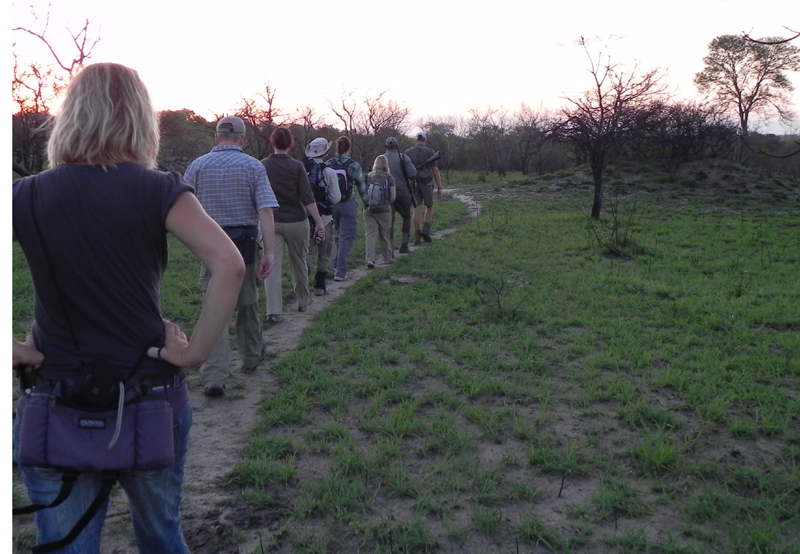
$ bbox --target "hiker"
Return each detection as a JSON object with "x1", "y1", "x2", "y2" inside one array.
[
  {"x1": 327, "y1": 136, "x2": 366, "y2": 281},
  {"x1": 304, "y1": 137, "x2": 341, "y2": 295},
  {"x1": 184, "y1": 115, "x2": 278, "y2": 397},
  {"x1": 261, "y1": 127, "x2": 326, "y2": 321},
  {"x1": 12, "y1": 62, "x2": 244, "y2": 554},
  {"x1": 364, "y1": 154, "x2": 397, "y2": 268},
  {"x1": 383, "y1": 136, "x2": 418, "y2": 254},
  {"x1": 405, "y1": 132, "x2": 442, "y2": 244}
]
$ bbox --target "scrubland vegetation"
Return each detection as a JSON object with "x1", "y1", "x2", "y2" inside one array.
[{"x1": 14, "y1": 161, "x2": 799, "y2": 553}]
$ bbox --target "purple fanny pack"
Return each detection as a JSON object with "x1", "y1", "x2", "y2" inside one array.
[{"x1": 17, "y1": 381, "x2": 178, "y2": 472}]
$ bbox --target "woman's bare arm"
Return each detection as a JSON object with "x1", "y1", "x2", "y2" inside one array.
[{"x1": 152, "y1": 191, "x2": 245, "y2": 367}]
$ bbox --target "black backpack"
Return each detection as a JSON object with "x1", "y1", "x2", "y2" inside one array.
[
  {"x1": 304, "y1": 159, "x2": 333, "y2": 215},
  {"x1": 327, "y1": 158, "x2": 355, "y2": 202}
]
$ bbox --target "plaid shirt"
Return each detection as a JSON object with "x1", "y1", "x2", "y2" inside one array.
[
  {"x1": 184, "y1": 145, "x2": 278, "y2": 227},
  {"x1": 326, "y1": 155, "x2": 367, "y2": 204}
]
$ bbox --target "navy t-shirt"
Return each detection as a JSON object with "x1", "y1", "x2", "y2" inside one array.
[{"x1": 13, "y1": 163, "x2": 193, "y2": 375}]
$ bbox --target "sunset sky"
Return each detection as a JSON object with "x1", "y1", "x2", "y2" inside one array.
[{"x1": 11, "y1": 0, "x2": 800, "y2": 133}]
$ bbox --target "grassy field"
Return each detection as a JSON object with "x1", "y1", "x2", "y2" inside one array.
[{"x1": 12, "y1": 162, "x2": 800, "y2": 553}]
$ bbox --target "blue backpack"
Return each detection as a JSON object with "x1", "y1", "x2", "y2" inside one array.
[{"x1": 304, "y1": 159, "x2": 332, "y2": 215}]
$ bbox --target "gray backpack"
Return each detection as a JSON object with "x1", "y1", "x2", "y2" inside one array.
[{"x1": 367, "y1": 173, "x2": 392, "y2": 212}]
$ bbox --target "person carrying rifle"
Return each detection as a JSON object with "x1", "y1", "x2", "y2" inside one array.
[
  {"x1": 383, "y1": 136, "x2": 417, "y2": 254},
  {"x1": 404, "y1": 132, "x2": 442, "y2": 244}
]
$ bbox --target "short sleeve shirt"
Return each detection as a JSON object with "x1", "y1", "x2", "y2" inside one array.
[{"x1": 184, "y1": 145, "x2": 278, "y2": 227}]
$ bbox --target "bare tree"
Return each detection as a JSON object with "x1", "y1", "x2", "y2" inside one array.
[
  {"x1": 13, "y1": 3, "x2": 100, "y2": 77},
  {"x1": 363, "y1": 90, "x2": 410, "y2": 136},
  {"x1": 694, "y1": 34, "x2": 800, "y2": 136},
  {"x1": 329, "y1": 89, "x2": 360, "y2": 136},
  {"x1": 559, "y1": 38, "x2": 668, "y2": 218},
  {"x1": 233, "y1": 82, "x2": 287, "y2": 160},
  {"x1": 467, "y1": 106, "x2": 514, "y2": 175},
  {"x1": 512, "y1": 103, "x2": 557, "y2": 175},
  {"x1": 12, "y1": 54, "x2": 59, "y2": 173},
  {"x1": 12, "y1": 3, "x2": 100, "y2": 174},
  {"x1": 294, "y1": 105, "x2": 325, "y2": 152}
]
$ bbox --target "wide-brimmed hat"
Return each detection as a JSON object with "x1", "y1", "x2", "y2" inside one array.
[
  {"x1": 216, "y1": 116, "x2": 246, "y2": 134},
  {"x1": 305, "y1": 137, "x2": 331, "y2": 158}
]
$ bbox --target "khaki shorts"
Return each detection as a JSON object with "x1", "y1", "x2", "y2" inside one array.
[{"x1": 412, "y1": 181, "x2": 434, "y2": 207}]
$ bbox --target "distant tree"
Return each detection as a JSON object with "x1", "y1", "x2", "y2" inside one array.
[
  {"x1": 511, "y1": 103, "x2": 557, "y2": 175},
  {"x1": 158, "y1": 110, "x2": 215, "y2": 172},
  {"x1": 694, "y1": 34, "x2": 800, "y2": 136},
  {"x1": 633, "y1": 100, "x2": 737, "y2": 165},
  {"x1": 329, "y1": 89, "x2": 359, "y2": 137},
  {"x1": 363, "y1": 90, "x2": 410, "y2": 136},
  {"x1": 559, "y1": 38, "x2": 668, "y2": 218},
  {"x1": 12, "y1": 55, "x2": 58, "y2": 173},
  {"x1": 467, "y1": 107, "x2": 514, "y2": 176},
  {"x1": 234, "y1": 82, "x2": 287, "y2": 160},
  {"x1": 294, "y1": 105, "x2": 324, "y2": 151}
]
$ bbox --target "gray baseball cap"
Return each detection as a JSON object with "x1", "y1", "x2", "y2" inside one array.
[
  {"x1": 216, "y1": 116, "x2": 246, "y2": 134},
  {"x1": 385, "y1": 137, "x2": 398, "y2": 149}
]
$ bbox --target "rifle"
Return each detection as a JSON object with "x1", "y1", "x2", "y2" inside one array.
[
  {"x1": 414, "y1": 151, "x2": 441, "y2": 170},
  {"x1": 397, "y1": 150, "x2": 417, "y2": 208}
]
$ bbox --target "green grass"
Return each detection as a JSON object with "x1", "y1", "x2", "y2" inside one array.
[{"x1": 12, "y1": 167, "x2": 800, "y2": 553}]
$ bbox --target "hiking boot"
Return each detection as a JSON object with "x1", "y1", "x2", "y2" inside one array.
[
  {"x1": 421, "y1": 223, "x2": 432, "y2": 242},
  {"x1": 367, "y1": 261, "x2": 376, "y2": 269},
  {"x1": 334, "y1": 275, "x2": 348, "y2": 281},
  {"x1": 204, "y1": 384, "x2": 225, "y2": 398},
  {"x1": 413, "y1": 231, "x2": 422, "y2": 246},
  {"x1": 399, "y1": 244, "x2": 409, "y2": 254},
  {"x1": 314, "y1": 271, "x2": 327, "y2": 296},
  {"x1": 267, "y1": 314, "x2": 282, "y2": 323}
]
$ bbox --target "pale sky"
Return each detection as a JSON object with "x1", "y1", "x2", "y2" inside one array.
[{"x1": 11, "y1": 0, "x2": 800, "y2": 132}]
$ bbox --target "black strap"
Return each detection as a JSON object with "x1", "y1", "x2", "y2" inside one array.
[
  {"x1": 31, "y1": 472, "x2": 118, "y2": 554},
  {"x1": 13, "y1": 470, "x2": 79, "y2": 515}
]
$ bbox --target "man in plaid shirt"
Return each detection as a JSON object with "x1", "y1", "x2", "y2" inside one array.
[{"x1": 184, "y1": 116, "x2": 278, "y2": 397}]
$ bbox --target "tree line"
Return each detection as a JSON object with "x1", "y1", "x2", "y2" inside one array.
[{"x1": 13, "y1": 20, "x2": 800, "y2": 217}]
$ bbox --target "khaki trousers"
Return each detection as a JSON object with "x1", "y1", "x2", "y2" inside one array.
[
  {"x1": 266, "y1": 219, "x2": 311, "y2": 315},
  {"x1": 365, "y1": 211, "x2": 393, "y2": 263},
  {"x1": 199, "y1": 259, "x2": 263, "y2": 387}
]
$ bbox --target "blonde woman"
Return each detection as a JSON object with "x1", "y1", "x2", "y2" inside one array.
[
  {"x1": 12, "y1": 63, "x2": 244, "y2": 553},
  {"x1": 364, "y1": 155, "x2": 397, "y2": 268}
]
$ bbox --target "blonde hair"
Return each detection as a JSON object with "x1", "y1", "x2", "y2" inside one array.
[
  {"x1": 47, "y1": 63, "x2": 160, "y2": 169},
  {"x1": 371, "y1": 155, "x2": 389, "y2": 174}
]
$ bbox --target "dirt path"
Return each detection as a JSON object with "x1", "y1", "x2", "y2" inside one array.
[{"x1": 92, "y1": 191, "x2": 476, "y2": 554}]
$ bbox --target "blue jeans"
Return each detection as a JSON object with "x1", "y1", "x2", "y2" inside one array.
[
  {"x1": 13, "y1": 400, "x2": 193, "y2": 554},
  {"x1": 332, "y1": 199, "x2": 358, "y2": 279}
]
